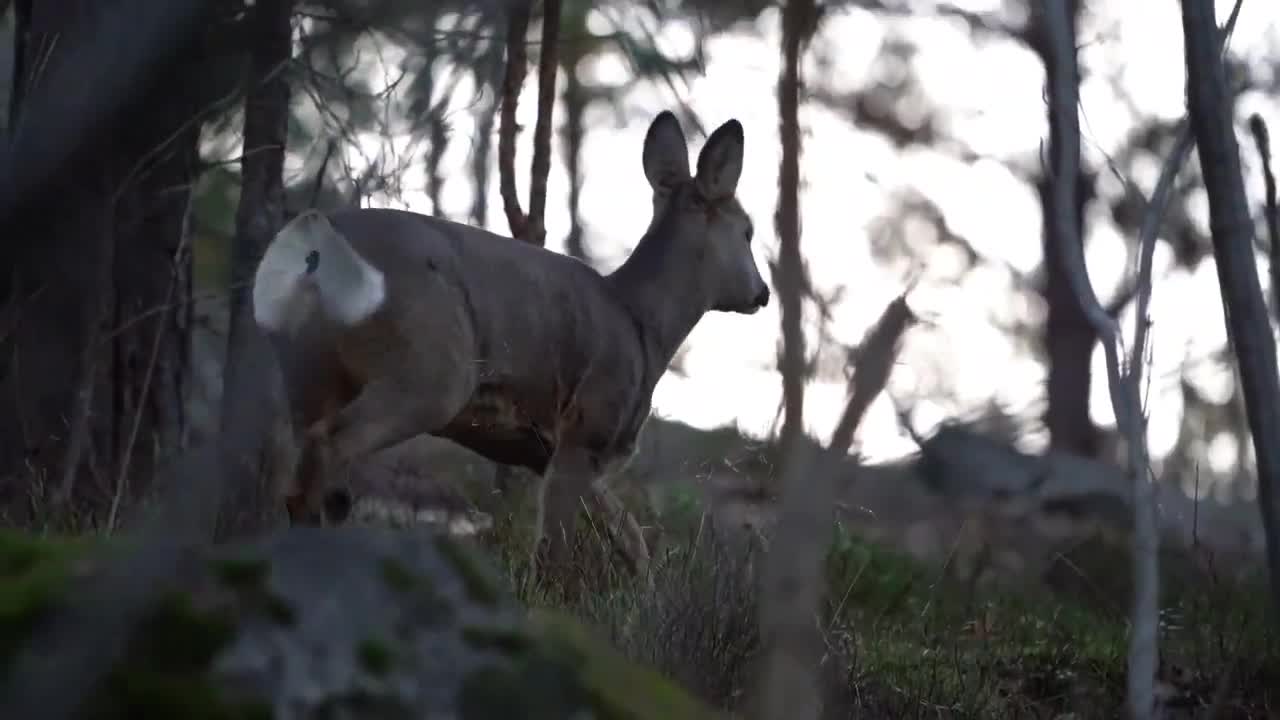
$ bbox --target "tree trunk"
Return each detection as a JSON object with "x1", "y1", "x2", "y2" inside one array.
[
  {"x1": 218, "y1": 0, "x2": 293, "y2": 539},
  {"x1": 772, "y1": 0, "x2": 814, "y2": 493},
  {"x1": 1032, "y1": 0, "x2": 1101, "y2": 457},
  {"x1": 0, "y1": 0, "x2": 203, "y2": 525},
  {"x1": 1181, "y1": 0, "x2": 1280, "y2": 623}
]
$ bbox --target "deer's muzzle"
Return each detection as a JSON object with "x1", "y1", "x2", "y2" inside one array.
[{"x1": 753, "y1": 286, "x2": 771, "y2": 308}]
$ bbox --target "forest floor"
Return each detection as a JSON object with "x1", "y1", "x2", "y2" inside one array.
[
  {"x1": 341, "y1": 419, "x2": 1280, "y2": 719},
  {"x1": 4, "y1": 415, "x2": 1278, "y2": 718}
]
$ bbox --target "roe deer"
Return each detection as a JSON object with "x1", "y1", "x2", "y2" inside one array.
[{"x1": 251, "y1": 110, "x2": 768, "y2": 577}]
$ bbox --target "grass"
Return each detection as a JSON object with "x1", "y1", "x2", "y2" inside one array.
[{"x1": 474, "y1": 489, "x2": 1280, "y2": 719}]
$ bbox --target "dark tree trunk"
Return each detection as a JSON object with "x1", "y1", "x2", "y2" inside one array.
[
  {"x1": 1181, "y1": 0, "x2": 1280, "y2": 622},
  {"x1": 773, "y1": 0, "x2": 816, "y2": 489},
  {"x1": 1032, "y1": 0, "x2": 1101, "y2": 457},
  {"x1": 0, "y1": 0, "x2": 205, "y2": 524},
  {"x1": 1038, "y1": 174, "x2": 1099, "y2": 454},
  {"x1": 218, "y1": 0, "x2": 293, "y2": 539}
]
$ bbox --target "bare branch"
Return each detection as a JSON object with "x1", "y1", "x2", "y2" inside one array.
[
  {"x1": 524, "y1": 0, "x2": 561, "y2": 247},
  {"x1": 1248, "y1": 115, "x2": 1279, "y2": 314},
  {"x1": 498, "y1": 2, "x2": 531, "y2": 239},
  {"x1": 1130, "y1": 125, "x2": 1195, "y2": 383},
  {"x1": 308, "y1": 140, "x2": 338, "y2": 210},
  {"x1": 108, "y1": 229, "x2": 190, "y2": 533},
  {"x1": 829, "y1": 294, "x2": 916, "y2": 454},
  {"x1": 55, "y1": 215, "x2": 116, "y2": 504}
]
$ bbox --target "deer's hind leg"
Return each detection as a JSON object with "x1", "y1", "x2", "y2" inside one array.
[
  {"x1": 293, "y1": 366, "x2": 475, "y2": 525},
  {"x1": 275, "y1": 334, "x2": 357, "y2": 526},
  {"x1": 290, "y1": 313, "x2": 477, "y2": 526}
]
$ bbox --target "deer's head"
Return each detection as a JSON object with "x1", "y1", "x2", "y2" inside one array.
[{"x1": 641, "y1": 111, "x2": 771, "y2": 315}]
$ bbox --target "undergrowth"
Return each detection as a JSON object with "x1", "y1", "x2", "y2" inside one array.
[{"x1": 476, "y1": 491, "x2": 1280, "y2": 719}]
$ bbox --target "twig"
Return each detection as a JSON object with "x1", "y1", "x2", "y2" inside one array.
[
  {"x1": 308, "y1": 140, "x2": 337, "y2": 209},
  {"x1": 1129, "y1": 124, "x2": 1194, "y2": 382},
  {"x1": 524, "y1": 0, "x2": 561, "y2": 247},
  {"x1": 106, "y1": 230, "x2": 189, "y2": 534},
  {"x1": 53, "y1": 49, "x2": 244, "y2": 505},
  {"x1": 498, "y1": 2, "x2": 531, "y2": 239},
  {"x1": 829, "y1": 294, "x2": 916, "y2": 453},
  {"x1": 1041, "y1": 4, "x2": 1159, "y2": 718},
  {"x1": 54, "y1": 216, "x2": 115, "y2": 505}
]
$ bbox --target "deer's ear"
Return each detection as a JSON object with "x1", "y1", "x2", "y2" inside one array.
[
  {"x1": 643, "y1": 111, "x2": 691, "y2": 192},
  {"x1": 695, "y1": 119, "x2": 744, "y2": 200}
]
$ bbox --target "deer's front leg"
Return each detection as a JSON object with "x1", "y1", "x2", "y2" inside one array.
[{"x1": 533, "y1": 446, "x2": 597, "y2": 578}]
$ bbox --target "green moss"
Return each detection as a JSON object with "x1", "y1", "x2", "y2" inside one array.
[
  {"x1": 458, "y1": 610, "x2": 721, "y2": 720},
  {"x1": 90, "y1": 593, "x2": 264, "y2": 720},
  {"x1": 262, "y1": 594, "x2": 297, "y2": 627},
  {"x1": 213, "y1": 556, "x2": 270, "y2": 592},
  {"x1": 357, "y1": 637, "x2": 395, "y2": 676},
  {"x1": 0, "y1": 529, "x2": 94, "y2": 667},
  {"x1": 131, "y1": 594, "x2": 236, "y2": 672},
  {"x1": 528, "y1": 609, "x2": 722, "y2": 720},
  {"x1": 212, "y1": 552, "x2": 295, "y2": 628},
  {"x1": 461, "y1": 623, "x2": 532, "y2": 655},
  {"x1": 93, "y1": 671, "x2": 272, "y2": 720},
  {"x1": 435, "y1": 536, "x2": 503, "y2": 607},
  {"x1": 380, "y1": 557, "x2": 418, "y2": 594},
  {"x1": 457, "y1": 656, "x2": 589, "y2": 720}
]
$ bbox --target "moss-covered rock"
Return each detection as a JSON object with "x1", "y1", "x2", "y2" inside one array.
[{"x1": 0, "y1": 527, "x2": 720, "y2": 719}]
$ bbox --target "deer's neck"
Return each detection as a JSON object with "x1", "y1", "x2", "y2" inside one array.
[{"x1": 607, "y1": 232, "x2": 709, "y2": 375}]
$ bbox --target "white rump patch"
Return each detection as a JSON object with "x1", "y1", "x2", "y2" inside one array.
[{"x1": 252, "y1": 210, "x2": 387, "y2": 332}]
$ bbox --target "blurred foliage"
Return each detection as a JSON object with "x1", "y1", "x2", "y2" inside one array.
[
  {"x1": 31, "y1": 0, "x2": 1273, "y2": 503},
  {"x1": 187, "y1": 0, "x2": 731, "y2": 291}
]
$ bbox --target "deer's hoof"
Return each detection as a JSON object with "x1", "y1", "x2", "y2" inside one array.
[
  {"x1": 322, "y1": 487, "x2": 354, "y2": 526},
  {"x1": 285, "y1": 494, "x2": 322, "y2": 527}
]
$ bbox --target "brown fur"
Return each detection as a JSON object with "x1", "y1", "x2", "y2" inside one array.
[{"x1": 259, "y1": 111, "x2": 769, "y2": 577}]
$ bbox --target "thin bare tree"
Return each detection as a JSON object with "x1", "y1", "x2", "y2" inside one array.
[
  {"x1": 491, "y1": 0, "x2": 564, "y2": 517},
  {"x1": 497, "y1": 0, "x2": 561, "y2": 247},
  {"x1": 756, "y1": 1, "x2": 824, "y2": 717},
  {"x1": 771, "y1": 0, "x2": 817, "y2": 493},
  {"x1": 219, "y1": 0, "x2": 295, "y2": 537},
  {"x1": 757, "y1": 292, "x2": 916, "y2": 720}
]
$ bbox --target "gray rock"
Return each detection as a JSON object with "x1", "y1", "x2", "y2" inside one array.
[{"x1": 0, "y1": 526, "x2": 720, "y2": 720}]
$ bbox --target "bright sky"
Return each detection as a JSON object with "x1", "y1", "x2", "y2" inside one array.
[{"x1": 291, "y1": 1, "x2": 1280, "y2": 499}]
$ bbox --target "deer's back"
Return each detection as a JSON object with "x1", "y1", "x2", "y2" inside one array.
[{"x1": 325, "y1": 208, "x2": 655, "y2": 472}]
